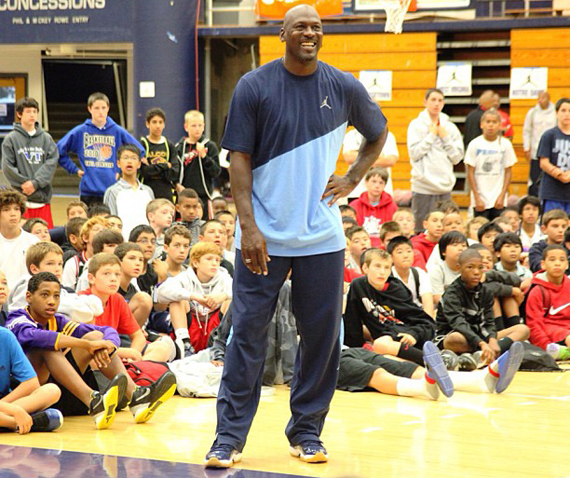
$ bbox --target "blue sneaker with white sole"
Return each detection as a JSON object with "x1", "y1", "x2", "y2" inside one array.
[
  {"x1": 29, "y1": 408, "x2": 63, "y2": 432},
  {"x1": 204, "y1": 444, "x2": 242, "y2": 468},
  {"x1": 495, "y1": 341, "x2": 524, "y2": 393},
  {"x1": 290, "y1": 440, "x2": 328, "y2": 463},
  {"x1": 423, "y1": 341, "x2": 454, "y2": 398}
]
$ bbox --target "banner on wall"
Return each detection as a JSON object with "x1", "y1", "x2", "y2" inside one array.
[
  {"x1": 359, "y1": 70, "x2": 392, "y2": 101},
  {"x1": 256, "y1": 0, "x2": 343, "y2": 19},
  {"x1": 0, "y1": 0, "x2": 134, "y2": 43},
  {"x1": 436, "y1": 62, "x2": 472, "y2": 96},
  {"x1": 509, "y1": 68, "x2": 548, "y2": 100}
]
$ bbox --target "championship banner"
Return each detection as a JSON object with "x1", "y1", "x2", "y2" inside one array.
[
  {"x1": 359, "y1": 70, "x2": 392, "y2": 101},
  {"x1": 256, "y1": 0, "x2": 343, "y2": 19},
  {"x1": 436, "y1": 62, "x2": 472, "y2": 96},
  {"x1": 509, "y1": 68, "x2": 548, "y2": 100}
]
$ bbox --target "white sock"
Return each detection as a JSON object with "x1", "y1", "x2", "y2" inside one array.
[
  {"x1": 396, "y1": 374, "x2": 440, "y2": 400},
  {"x1": 174, "y1": 328, "x2": 190, "y2": 340},
  {"x1": 449, "y1": 362, "x2": 499, "y2": 394}
]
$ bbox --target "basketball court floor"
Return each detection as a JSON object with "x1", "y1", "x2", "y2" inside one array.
[{"x1": 0, "y1": 369, "x2": 568, "y2": 478}]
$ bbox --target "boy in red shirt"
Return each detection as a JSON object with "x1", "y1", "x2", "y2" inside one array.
[
  {"x1": 80, "y1": 252, "x2": 175, "y2": 365},
  {"x1": 411, "y1": 210, "x2": 444, "y2": 263},
  {"x1": 349, "y1": 168, "x2": 397, "y2": 246},
  {"x1": 526, "y1": 245, "x2": 570, "y2": 359}
]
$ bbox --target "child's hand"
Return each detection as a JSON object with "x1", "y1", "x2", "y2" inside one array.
[
  {"x1": 493, "y1": 197, "x2": 505, "y2": 210},
  {"x1": 488, "y1": 337, "x2": 501, "y2": 357},
  {"x1": 120, "y1": 348, "x2": 143, "y2": 363},
  {"x1": 511, "y1": 287, "x2": 524, "y2": 302},
  {"x1": 201, "y1": 295, "x2": 218, "y2": 309},
  {"x1": 475, "y1": 197, "x2": 486, "y2": 212},
  {"x1": 211, "y1": 360, "x2": 224, "y2": 367},
  {"x1": 92, "y1": 348, "x2": 112, "y2": 369},
  {"x1": 480, "y1": 342, "x2": 496, "y2": 364},
  {"x1": 87, "y1": 339, "x2": 116, "y2": 356},
  {"x1": 12, "y1": 405, "x2": 32, "y2": 435},
  {"x1": 196, "y1": 142, "x2": 208, "y2": 158},
  {"x1": 397, "y1": 333, "x2": 417, "y2": 346},
  {"x1": 152, "y1": 259, "x2": 168, "y2": 282},
  {"x1": 141, "y1": 157, "x2": 149, "y2": 165}
]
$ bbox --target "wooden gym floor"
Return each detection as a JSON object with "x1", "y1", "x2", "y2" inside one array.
[{"x1": 0, "y1": 369, "x2": 568, "y2": 478}]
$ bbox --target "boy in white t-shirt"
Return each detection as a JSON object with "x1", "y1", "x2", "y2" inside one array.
[
  {"x1": 342, "y1": 129, "x2": 399, "y2": 201},
  {"x1": 0, "y1": 190, "x2": 39, "y2": 289},
  {"x1": 466, "y1": 109, "x2": 517, "y2": 221}
]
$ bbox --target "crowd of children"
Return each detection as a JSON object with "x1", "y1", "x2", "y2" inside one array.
[{"x1": 0, "y1": 89, "x2": 568, "y2": 476}]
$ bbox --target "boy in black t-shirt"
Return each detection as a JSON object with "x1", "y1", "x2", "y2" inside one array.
[{"x1": 140, "y1": 108, "x2": 180, "y2": 201}]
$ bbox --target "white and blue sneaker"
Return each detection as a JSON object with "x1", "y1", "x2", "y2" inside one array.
[
  {"x1": 495, "y1": 341, "x2": 524, "y2": 393},
  {"x1": 423, "y1": 341, "x2": 454, "y2": 398},
  {"x1": 290, "y1": 440, "x2": 328, "y2": 463},
  {"x1": 30, "y1": 408, "x2": 63, "y2": 432},
  {"x1": 204, "y1": 444, "x2": 242, "y2": 468}
]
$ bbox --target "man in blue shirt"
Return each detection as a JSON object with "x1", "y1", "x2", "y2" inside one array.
[{"x1": 205, "y1": 4, "x2": 388, "y2": 468}]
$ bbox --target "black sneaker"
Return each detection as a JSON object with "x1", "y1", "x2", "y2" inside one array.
[
  {"x1": 289, "y1": 440, "x2": 328, "y2": 463},
  {"x1": 458, "y1": 353, "x2": 478, "y2": 371},
  {"x1": 174, "y1": 338, "x2": 195, "y2": 360},
  {"x1": 204, "y1": 444, "x2": 242, "y2": 468},
  {"x1": 29, "y1": 409, "x2": 63, "y2": 432},
  {"x1": 130, "y1": 371, "x2": 177, "y2": 423},
  {"x1": 441, "y1": 349, "x2": 460, "y2": 371},
  {"x1": 89, "y1": 373, "x2": 127, "y2": 430}
]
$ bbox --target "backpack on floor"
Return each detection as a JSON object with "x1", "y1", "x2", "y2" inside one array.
[
  {"x1": 123, "y1": 360, "x2": 171, "y2": 387},
  {"x1": 519, "y1": 342, "x2": 562, "y2": 372}
]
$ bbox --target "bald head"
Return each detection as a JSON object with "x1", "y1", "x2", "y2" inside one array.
[
  {"x1": 538, "y1": 91, "x2": 550, "y2": 109},
  {"x1": 479, "y1": 90, "x2": 495, "y2": 109},
  {"x1": 283, "y1": 4, "x2": 320, "y2": 28}
]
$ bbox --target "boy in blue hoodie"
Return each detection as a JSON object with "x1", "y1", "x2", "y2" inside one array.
[
  {"x1": 1, "y1": 97, "x2": 59, "y2": 228},
  {"x1": 57, "y1": 92, "x2": 144, "y2": 206}
]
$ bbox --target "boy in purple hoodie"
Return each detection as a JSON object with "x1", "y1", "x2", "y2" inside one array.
[
  {"x1": 57, "y1": 92, "x2": 144, "y2": 206},
  {"x1": 6, "y1": 272, "x2": 174, "y2": 429}
]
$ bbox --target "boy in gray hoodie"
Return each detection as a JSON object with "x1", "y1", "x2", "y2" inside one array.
[
  {"x1": 407, "y1": 88, "x2": 464, "y2": 233},
  {"x1": 1, "y1": 97, "x2": 59, "y2": 228}
]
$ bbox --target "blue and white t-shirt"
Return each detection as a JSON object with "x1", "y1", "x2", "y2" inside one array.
[
  {"x1": 0, "y1": 327, "x2": 36, "y2": 398},
  {"x1": 222, "y1": 60, "x2": 386, "y2": 256},
  {"x1": 537, "y1": 127, "x2": 570, "y2": 202}
]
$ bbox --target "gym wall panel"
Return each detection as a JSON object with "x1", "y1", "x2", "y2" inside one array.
[
  {"x1": 510, "y1": 27, "x2": 570, "y2": 195},
  {"x1": 259, "y1": 32, "x2": 437, "y2": 192}
]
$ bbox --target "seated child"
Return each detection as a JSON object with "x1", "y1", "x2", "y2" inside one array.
[
  {"x1": 49, "y1": 200, "x2": 87, "y2": 247},
  {"x1": 0, "y1": 189, "x2": 39, "y2": 290},
  {"x1": 528, "y1": 209, "x2": 569, "y2": 272},
  {"x1": 212, "y1": 196, "x2": 229, "y2": 217},
  {"x1": 380, "y1": 222, "x2": 426, "y2": 270},
  {"x1": 436, "y1": 249, "x2": 530, "y2": 369},
  {"x1": 517, "y1": 196, "x2": 543, "y2": 252},
  {"x1": 215, "y1": 210, "x2": 236, "y2": 253},
  {"x1": 429, "y1": 231, "x2": 468, "y2": 305},
  {"x1": 500, "y1": 207, "x2": 521, "y2": 233},
  {"x1": 388, "y1": 236, "x2": 434, "y2": 318},
  {"x1": 477, "y1": 221, "x2": 504, "y2": 252},
  {"x1": 0, "y1": 270, "x2": 62, "y2": 434},
  {"x1": 87, "y1": 204, "x2": 111, "y2": 219},
  {"x1": 442, "y1": 209, "x2": 466, "y2": 235},
  {"x1": 392, "y1": 208, "x2": 415, "y2": 238},
  {"x1": 23, "y1": 218, "x2": 51, "y2": 242},
  {"x1": 493, "y1": 233, "x2": 532, "y2": 289},
  {"x1": 345, "y1": 226, "x2": 371, "y2": 274},
  {"x1": 105, "y1": 215, "x2": 123, "y2": 233},
  {"x1": 7, "y1": 272, "x2": 176, "y2": 428},
  {"x1": 146, "y1": 199, "x2": 175, "y2": 260},
  {"x1": 339, "y1": 205, "x2": 358, "y2": 222},
  {"x1": 61, "y1": 217, "x2": 87, "y2": 260},
  {"x1": 113, "y1": 244, "x2": 155, "y2": 329},
  {"x1": 173, "y1": 188, "x2": 205, "y2": 247},
  {"x1": 343, "y1": 249, "x2": 436, "y2": 366},
  {"x1": 466, "y1": 216, "x2": 489, "y2": 242},
  {"x1": 163, "y1": 225, "x2": 191, "y2": 278},
  {"x1": 129, "y1": 225, "x2": 166, "y2": 295},
  {"x1": 62, "y1": 216, "x2": 109, "y2": 290},
  {"x1": 493, "y1": 216, "x2": 512, "y2": 233},
  {"x1": 349, "y1": 167, "x2": 397, "y2": 245},
  {"x1": 75, "y1": 228, "x2": 124, "y2": 292},
  {"x1": 342, "y1": 217, "x2": 358, "y2": 233},
  {"x1": 525, "y1": 245, "x2": 570, "y2": 359},
  {"x1": 200, "y1": 219, "x2": 235, "y2": 271},
  {"x1": 157, "y1": 242, "x2": 232, "y2": 357},
  {"x1": 471, "y1": 243, "x2": 526, "y2": 334},
  {"x1": 411, "y1": 210, "x2": 444, "y2": 263},
  {"x1": 103, "y1": 144, "x2": 155, "y2": 241},
  {"x1": 80, "y1": 252, "x2": 174, "y2": 363}
]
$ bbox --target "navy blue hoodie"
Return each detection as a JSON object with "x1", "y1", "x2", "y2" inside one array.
[{"x1": 57, "y1": 117, "x2": 144, "y2": 197}]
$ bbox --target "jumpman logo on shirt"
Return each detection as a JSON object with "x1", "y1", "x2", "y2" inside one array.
[{"x1": 320, "y1": 96, "x2": 332, "y2": 110}]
